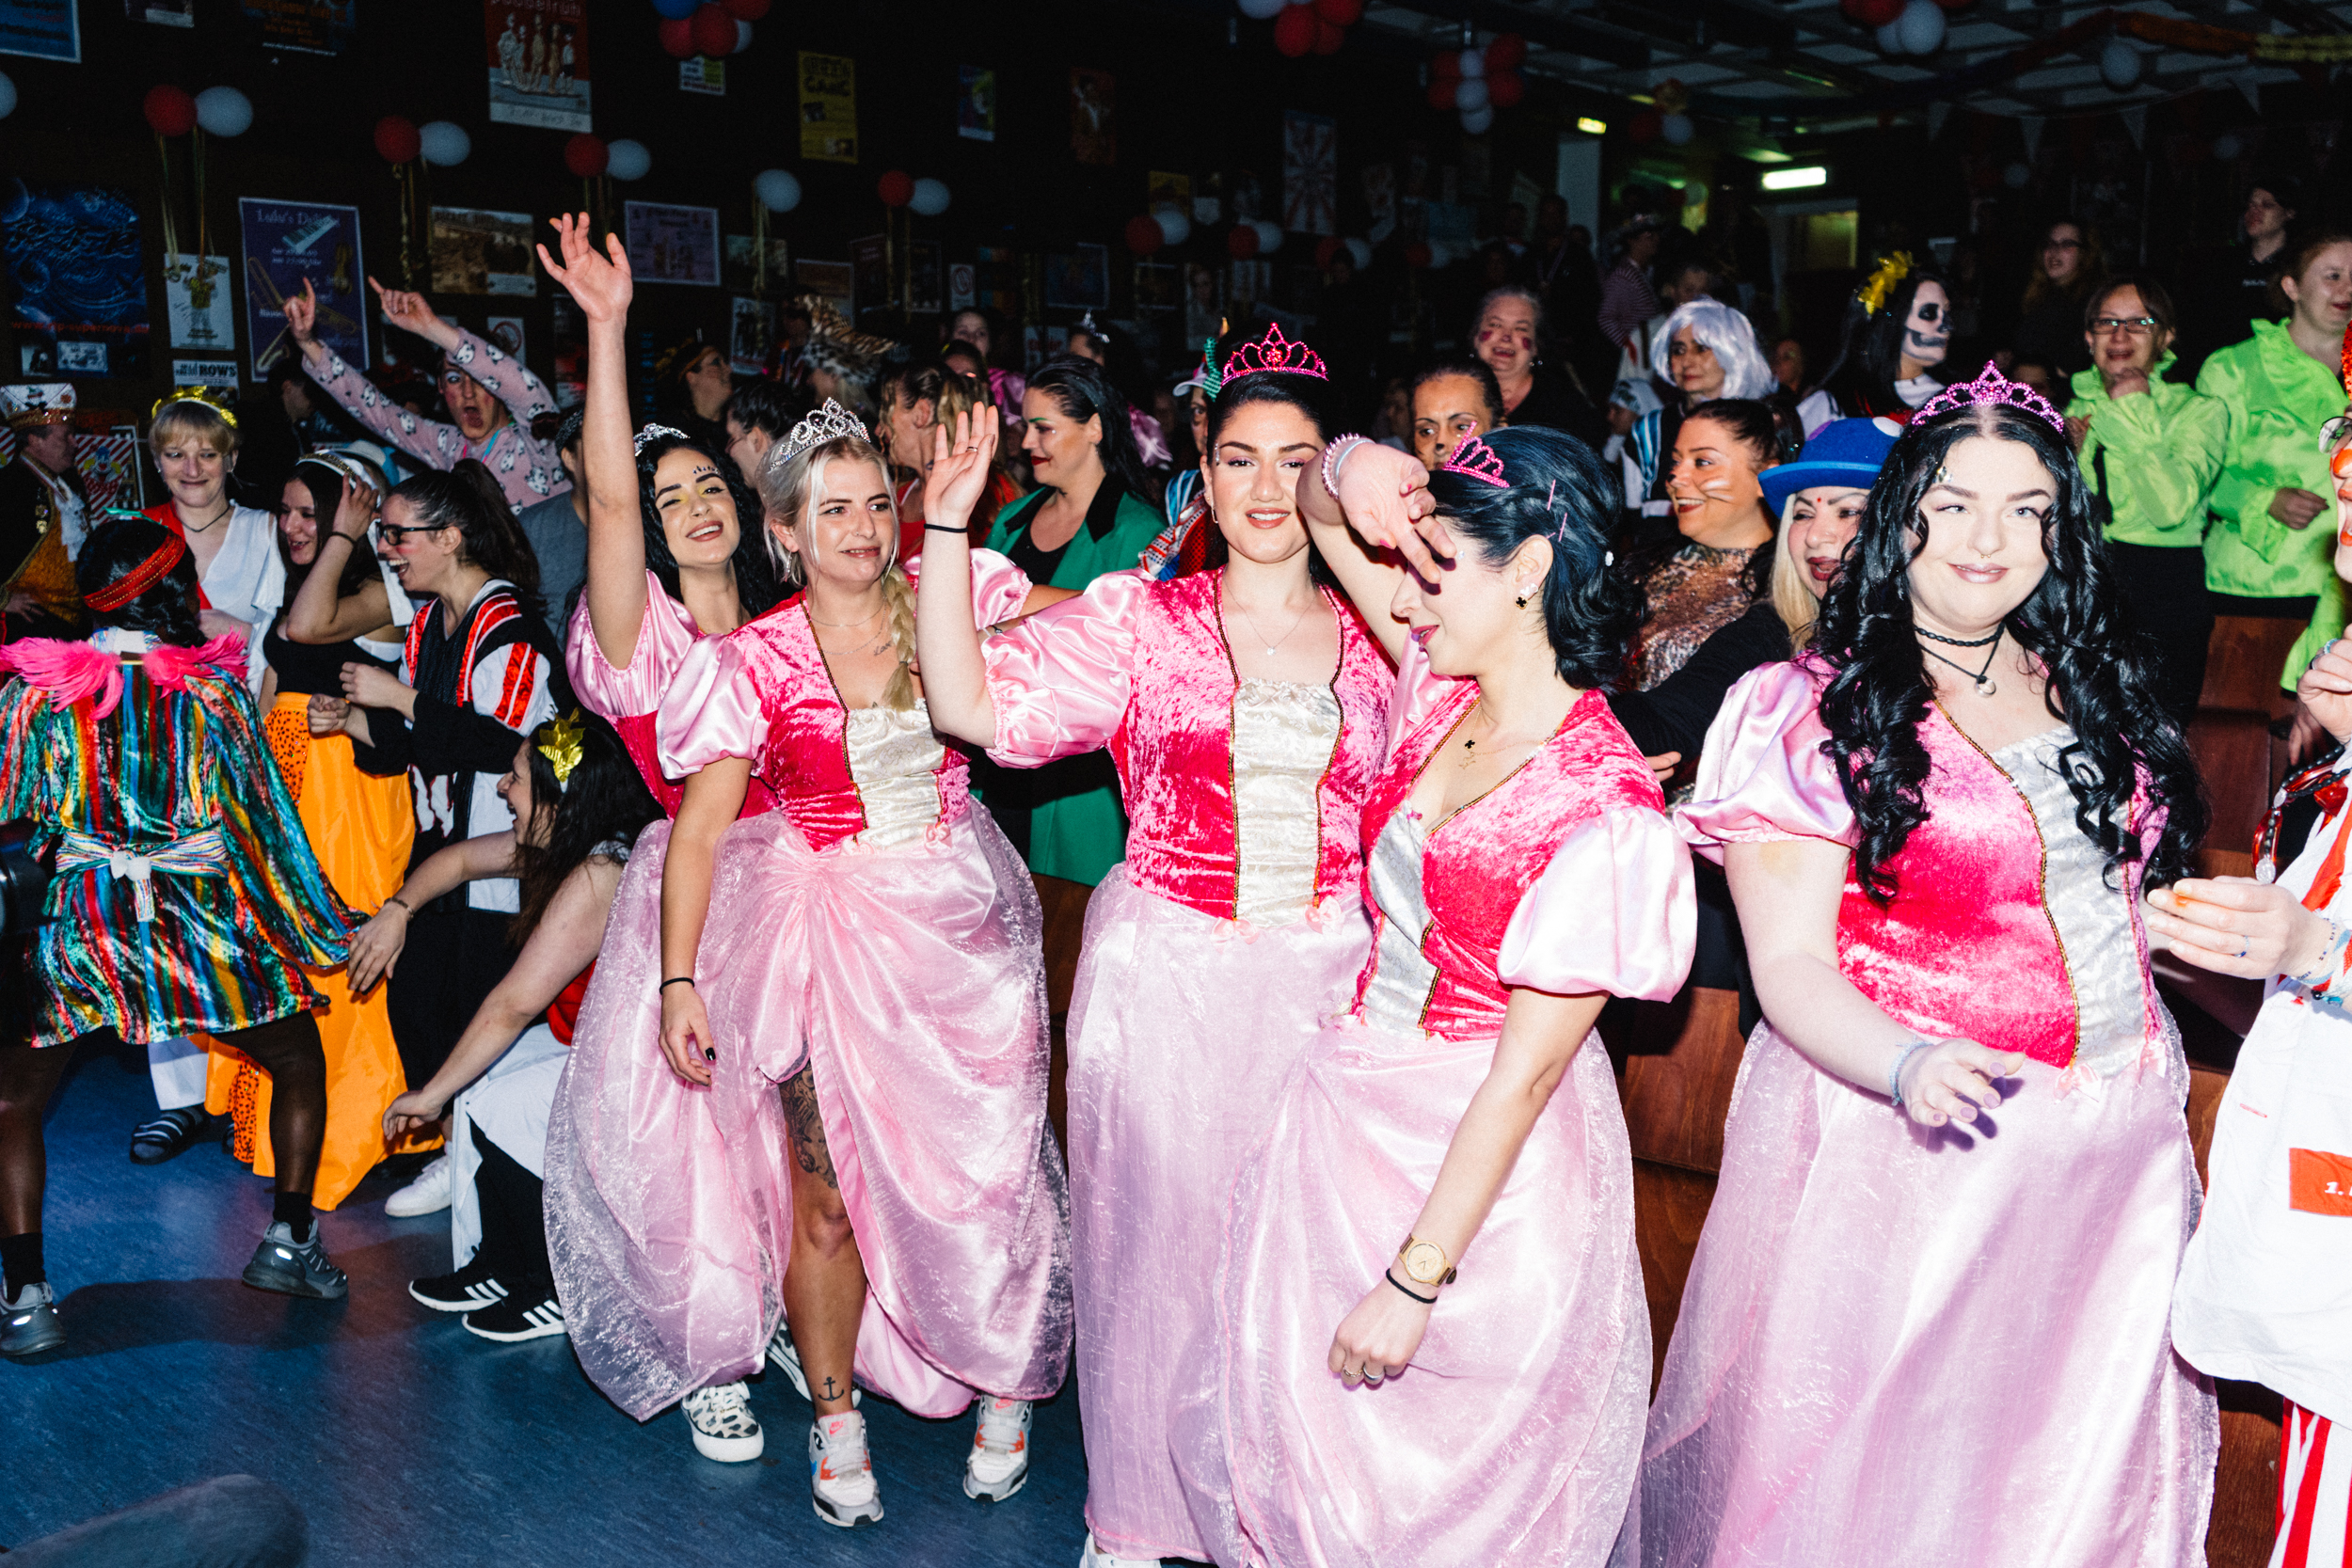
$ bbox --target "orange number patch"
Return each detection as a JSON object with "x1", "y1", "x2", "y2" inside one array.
[{"x1": 2288, "y1": 1148, "x2": 2352, "y2": 1216}]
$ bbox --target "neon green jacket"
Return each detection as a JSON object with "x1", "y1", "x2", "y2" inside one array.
[
  {"x1": 2196, "y1": 321, "x2": 2344, "y2": 600},
  {"x1": 2064, "y1": 356, "x2": 2225, "y2": 549}
]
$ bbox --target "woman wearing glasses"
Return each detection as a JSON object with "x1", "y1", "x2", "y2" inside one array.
[
  {"x1": 2010, "y1": 218, "x2": 2102, "y2": 384},
  {"x1": 2061, "y1": 274, "x2": 2227, "y2": 724}
]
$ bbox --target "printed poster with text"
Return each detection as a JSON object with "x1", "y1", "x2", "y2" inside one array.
[
  {"x1": 2, "y1": 182, "x2": 147, "y2": 378},
  {"x1": 487, "y1": 0, "x2": 589, "y2": 133},
  {"x1": 0, "y1": 0, "x2": 78, "y2": 59},
  {"x1": 242, "y1": 0, "x2": 354, "y2": 55},
  {"x1": 240, "y1": 198, "x2": 366, "y2": 378},
  {"x1": 799, "y1": 52, "x2": 857, "y2": 164}
]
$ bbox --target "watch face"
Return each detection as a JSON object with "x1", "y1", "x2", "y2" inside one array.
[{"x1": 1401, "y1": 1241, "x2": 1446, "y2": 1284}]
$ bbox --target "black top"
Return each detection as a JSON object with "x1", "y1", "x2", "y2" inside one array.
[
  {"x1": 2010, "y1": 290, "x2": 2093, "y2": 377},
  {"x1": 1607, "y1": 599, "x2": 1791, "y2": 761},
  {"x1": 1502, "y1": 371, "x2": 1610, "y2": 454},
  {"x1": 1006, "y1": 530, "x2": 1073, "y2": 589},
  {"x1": 262, "y1": 616, "x2": 395, "y2": 698}
]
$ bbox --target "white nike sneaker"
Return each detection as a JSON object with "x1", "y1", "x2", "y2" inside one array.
[
  {"x1": 809, "y1": 1408, "x2": 884, "y2": 1528},
  {"x1": 1079, "y1": 1531, "x2": 1158, "y2": 1567},
  {"x1": 681, "y1": 1380, "x2": 763, "y2": 1463},
  {"x1": 384, "y1": 1154, "x2": 453, "y2": 1217},
  {"x1": 766, "y1": 1320, "x2": 859, "y2": 1406},
  {"x1": 963, "y1": 1396, "x2": 1033, "y2": 1501}
]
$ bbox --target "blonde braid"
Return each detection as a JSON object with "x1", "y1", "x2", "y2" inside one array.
[{"x1": 880, "y1": 563, "x2": 919, "y2": 711}]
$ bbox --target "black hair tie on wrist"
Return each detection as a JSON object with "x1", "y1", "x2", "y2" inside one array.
[
  {"x1": 660, "y1": 976, "x2": 696, "y2": 990},
  {"x1": 1383, "y1": 1268, "x2": 1437, "y2": 1306},
  {"x1": 923, "y1": 524, "x2": 970, "y2": 534}
]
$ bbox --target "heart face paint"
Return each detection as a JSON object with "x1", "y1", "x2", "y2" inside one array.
[{"x1": 1903, "y1": 280, "x2": 1952, "y2": 370}]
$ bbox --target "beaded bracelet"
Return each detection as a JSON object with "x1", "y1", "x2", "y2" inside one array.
[
  {"x1": 2291, "y1": 914, "x2": 2352, "y2": 1010},
  {"x1": 1319, "y1": 434, "x2": 1371, "y2": 500},
  {"x1": 1887, "y1": 1039, "x2": 1936, "y2": 1111}
]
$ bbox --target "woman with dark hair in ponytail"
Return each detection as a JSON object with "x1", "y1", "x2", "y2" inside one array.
[
  {"x1": 0, "y1": 518, "x2": 359, "y2": 1357},
  {"x1": 922, "y1": 324, "x2": 1396, "y2": 1568},
  {"x1": 330, "y1": 456, "x2": 560, "y2": 1218},
  {"x1": 1815, "y1": 253, "x2": 1956, "y2": 424},
  {"x1": 1164, "y1": 422, "x2": 1692, "y2": 1567},
  {"x1": 1629, "y1": 366, "x2": 2215, "y2": 1566}
]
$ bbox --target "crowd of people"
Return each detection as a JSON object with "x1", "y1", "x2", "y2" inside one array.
[{"x1": 0, "y1": 169, "x2": 2347, "y2": 1568}]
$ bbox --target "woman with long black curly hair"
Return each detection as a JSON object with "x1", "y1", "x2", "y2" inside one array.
[{"x1": 1626, "y1": 365, "x2": 2216, "y2": 1568}]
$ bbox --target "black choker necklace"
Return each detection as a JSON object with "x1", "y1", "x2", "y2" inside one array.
[
  {"x1": 1916, "y1": 624, "x2": 2002, "y2": 649},
  {"x1": 1917, "y1": 623, "x2": 2004, "y2": 697}
]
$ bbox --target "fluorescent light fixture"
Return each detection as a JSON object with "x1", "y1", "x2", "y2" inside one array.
[
  {"x1": 1761, "y1": 166, "x2": 1828, "y2": 191},
  {"x1": 1576, "y1": 117, "x2": 1608, "y2": 135}
]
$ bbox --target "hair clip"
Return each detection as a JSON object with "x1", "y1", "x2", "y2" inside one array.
[
  {"x1": 1438, "y1": 431, "x2": 1508, "y2": 488},
  {"x1": 777, "y1": 398, "x2": 871, "y2": 465},
  {"x1": 1915, "y1": 361, "x2": 2067, "y2": 436},
  {"x1": 1854, "y1": 252, "x2": 1913, "y2": 318},
  {"x1": 632, "y1": 423, "x2": 690, "y2": 455},
  {"x1": 1220, "y1": 322, "x2": 1328, "y2": 384},
  {"x1": 536, "y1": 709, "x2": 586, "y2": 790}
]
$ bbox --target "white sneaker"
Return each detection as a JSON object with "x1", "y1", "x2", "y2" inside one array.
[
  {"x1": 384, "y1": 1154, "x2": 453, "y2": 1217},
  {"x1": 963, "y1": 1396, "x2": 1033, "y2": 1501},
  {"x1": 809, "y1": 1409, "x2": 884, "y2": 1528},
  {"x1": 1079, "y1": 1532, "x2": 1157, "y2": 1567},
  {"x1": 766, "y1": 1320, "x2": 858, "y2": 1406},
  {"x1": 682, "y1": 1381, "x2": 764, "y2": 1463}
]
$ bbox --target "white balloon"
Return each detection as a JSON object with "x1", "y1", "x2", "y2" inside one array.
[
  {"x1": 1236, "y1": 0, "x2": 1287, "y2": 16},
  {"x1": 2003, "y1": 161, "x2": 2031, "y2": 188},
  {"x1": 2099, "y1": 39, "x2": 2142, "y2": 89},
  {"x1": 1252, "y1": 220, "x2": 1284, "y2": 256},
  {"x1": 195, "y1": 86, "x2": 252, "y2": 137},
  {"x1": 2213, "y1": 133, "x2": 2243, "y2": 161},
  {"x1": 755, "y1": 168, "x2": 802, "y2": 213},
  {"x1": 1661, "y1": 112, "x2": 1694, "y2": 145},
  {"x1": 1460, "y1": 104, "x2": 1496, "y2": 135},
  {"x1": 1458, "y1": 47, "x2": 1486, "y2": 78},
  {"x1": 0, "y1": 71, "x2": 15, "y2": 120},
  {"x1": 910, "y1": 178, "x2": 951, "y2": 217},
  {"x1": 1454, "y1": 77, "x2": 1489, "y2": 113},
  {"x1": 1875, "y1": 19, "x2": 1904, "y2": 51},
  {"x1": 418, "y1": 120, "x2": 471, "y2": 166},
  {"x1": 1344, "y1": 237, "x2": 1372, "y2": 270},
  {"x1": 1193, "y1": 196, "x2": 1222, "y2": 225},
  {"x1": 1153, "y1": 205, "x2": 1192, "y2": 246},
  {"x1": 1896, "y1": 0, "x2": 1945, "y2": 55},
  {"x1": 734, "y1": 19, "x2": 753, "y2": 53},
  {"x1": 606, "y1": 138, "x2": 651, "y2": 182}
]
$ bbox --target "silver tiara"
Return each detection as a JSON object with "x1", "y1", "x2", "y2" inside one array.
[
  {"x1": 632, "y1": 422, "x2": 690, "y2": 455},
  {"x1": 777, "y1": 398, "x2": 869, "y2": 466}
]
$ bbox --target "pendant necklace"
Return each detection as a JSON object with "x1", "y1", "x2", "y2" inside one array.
[
  {"x1": 1917, "y1": 623, "x2": 2003, "y2": 697},
  {"x1": 1229, "y1": 593, "x2": 1310, "y2": 658}
]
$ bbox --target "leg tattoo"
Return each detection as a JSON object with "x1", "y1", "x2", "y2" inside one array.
[{"x1": 781, "y1": 1069, "x2": 839, "y2": 1191}]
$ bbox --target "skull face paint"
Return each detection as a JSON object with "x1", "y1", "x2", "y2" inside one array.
[{"x1": 1902, "y1": 280, "x2": 1952, "y2": 369}]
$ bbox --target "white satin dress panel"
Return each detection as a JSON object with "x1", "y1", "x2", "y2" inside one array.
[
  {"x1": 1359, "y1": 810, "x2": 1438, "y2": 1036},
  {"x1": 844, "y1": 702, "x2": 949, "y2": 849},
  {"x1": 1232, "y1": 677, "x2": 1343, "y2": 928}
]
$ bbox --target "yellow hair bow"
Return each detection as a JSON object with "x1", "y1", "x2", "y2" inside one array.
[
  {"x1": 536, "y1": 709, "x2": 586, "y2": 791},
  {"x1": 1855, "y1": 252, "x2": 1914, "y2": 318}
]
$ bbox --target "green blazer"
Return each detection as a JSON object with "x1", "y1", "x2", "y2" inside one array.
[{"x1": 981, "y1": 481, "x2": 1165, "y2": 887}]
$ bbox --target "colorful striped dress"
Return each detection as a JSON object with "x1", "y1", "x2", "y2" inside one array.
[{"x1": 0, "y1": 628, "x2": 353, "y2": 1048}]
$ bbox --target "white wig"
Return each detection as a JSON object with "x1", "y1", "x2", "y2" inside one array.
[{"x1": 1648, "y1": 297, "x2": 1776, "y2": 402}]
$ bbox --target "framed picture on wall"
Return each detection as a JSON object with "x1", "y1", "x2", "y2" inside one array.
[
  {"x1": 1044, "y1": 244, "x2": 1109, "y2": 310},
  {"x1": 906, "y1": 244, "x2": 943, "y2": 315},
  {"x1": 1133, "y1": 262, "x2": 1178, "y2": 313},
  {"x1": 623, "y1": 202, "x2": 719, "y2": 287}
]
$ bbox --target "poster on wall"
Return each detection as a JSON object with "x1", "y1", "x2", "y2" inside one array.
[
  {"x1": 549, "y1": 295, "x2": 584, "y2": 407},
  {"x1": 957, "y1": 66, "x2": 995, "y2": 142},
  {"x1": 486, "y1": 0, "x2": 590, "y2": 133},
  {"x1": 240, "y1": 197, "x2": 365, "y2": 377},
  {"x1": 165, "y1": 253, "x2": 235, "y2": 352},
  {"x1": 171, "y1": 357, "x2": 240, "y2": 392},
  {"x1": 799, "y1": 52, "x2": 857, "y2": 164},
  {"x1": 0, "y1": 419, "x2": 147, "y2": 514},
  {"x1": 1283, "y1": 112, "x2": 1337, "y2": 237},
  {"x1": 127, "y1": 0, "x2": 195, "y2": 24},
  {"x1": 1044, "y1": 245, "x2": 1109, "y2": 310},
  {"x1": 723, "y1": 234, "x2": 788, "y2": 293},
  {"x1": 1360, "y1": 163, "x2": 1396, "y2": 245},
  {"x1": 623, "y1": 202, "x2": 719, "y2": 287},
  {"x1": 907, "y1": 244, "x2": 943, "y2": 316},
  {"x1": 728, "y1": 297, "x2": 775, "y2": 376},
  {"x1": 0, "y1": 0, "x2": 78, "y2": 60},
  {"x1": 485, "y1": 317, "x2": 524, "y2": 358},
  {"x1": 849, "y1": 234, "x2": 888, "y2": 317},
  {"x1": 430, "y1": 208, "x2": 536, "y2": 296},
  {"x1": 1133, "y1": 262, "x2": 1177, "y2": 313},
  {"x1": 797, "y1": 259, "x2": 851, "y2": 320},
  {"x1": 2, "y1": 183, "x2": 148, "y2": 379},
  {"x1": 947, "y1": 262, "x2": 976, "y2": 312},
  {"x1": 1070, "y1": 68, "x2": 1116, "y2": 166},
  {"x1": 244, "y1": 0, "x2": 355, "y2": 55},
  {"x1": 679, "y1": 55, "x2": 723, "y2": 96}
]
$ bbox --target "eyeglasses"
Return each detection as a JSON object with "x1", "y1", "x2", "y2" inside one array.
[
  {"x1": 374, "y1": 521, "x2": 451, "y2": 546},
  {"x1": 2089, "y1": 316, "x2": 2158, "y2": 336},
  {"x1": 2045, "y1": 238, "x2": 2085, "y2": 251}
]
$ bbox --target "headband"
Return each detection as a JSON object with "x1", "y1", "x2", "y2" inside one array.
[
  {"x1": 150, "y1": 386, "x2": 240, "y2": 430},
  {"x1": 632, "y1": 423, "x2": 691, "y2": 455},
  {"x1": 84, "y1": 532, "x2": 189, "y2": 612},
  {"x1": 1854, "y1": 252, "x2": 1914, "y2": 318}
]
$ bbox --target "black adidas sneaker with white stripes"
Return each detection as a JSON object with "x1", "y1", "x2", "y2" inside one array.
[
  {"x1": 409, "y1": 1258, "x2": 509, "y2": 1314},
  {"x1": 462, "y1": 1290, "x2": 565, "y2": 1342}
]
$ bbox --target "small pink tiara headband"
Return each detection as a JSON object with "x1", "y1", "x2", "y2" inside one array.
[
  {"x1": 1221, "y1": 322, "x2": 1327, "y2": 384},
  {"x1": 1916, "y1": 360, "x2": 2066, "y2": 435},
  {"x1": 1438, "y1": 431, "x2": 1508, "y2": 488}
]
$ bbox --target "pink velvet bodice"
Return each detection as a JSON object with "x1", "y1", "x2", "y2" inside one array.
[
  {"x1": 1680, "y1": 659, "x2": 2162, "y2": 1069},
  {"x1": 1353, "y1": 641, "x2": 1687, "y2": 1040},
  {"x1": 656, "y1": 554, "x2": 1031, "y2": 852},
  {"x1": 985, "y1": 567, "x2": 1392, "y2": 922}
]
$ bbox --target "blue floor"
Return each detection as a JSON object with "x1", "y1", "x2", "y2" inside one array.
[{"x1": 5, "y1": 1041, "x2": 1096, "y2": 1566}]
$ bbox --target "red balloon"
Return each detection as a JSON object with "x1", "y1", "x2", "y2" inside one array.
[
  {"x1": 1124, "y1": 214, "x2": 1166, "y2": 256},
  {"x1": 1486, "y1": 71, "x2": 1524, "y2": 108},
  {"x1": 720, "y1": 0, "x2": 770, "y2": 15},
  {"x1": 1843, "y1": 0, "x2": 1902, "y2": 25},
  {"x1": 690, "y1": 3, "x2": 734, "y2": 55},
  {"x1": 1227, "y1": 224, "x2": 1262, "y2": 261},
  {"x1": 1272, "y1": 4, "x2": 1317, "y2": 56},
  {"x1": 877, "y1": 169, "x2": 914, "y2": 207},
  {"x1": 373, "y1": 115, "x2": 421, "y2": 164},
  {"x1": 657, "y1": 17, "x2": 695, "y2": 57},
  {"x1": 563, "y1": 134, "x2": 609, "y2": 178},
  {"x1": 1426, "y1": 79, "x2": 1457, "y2": 109},
  {"x1": 1404, "y1": 242, "x2": 1433, "y2": 270},
  {"x1": 1432, "y1": 50, "x2": 1461, "y2": 80},
  {"x1": 1486, "y1": 32, "x2": 1528, "y2": 70},
  {"x1": 1312, "y1": 0, "x2": 1361, "y2": 22},
  {"x1": 1312, "y1": 19, "x2": 1343, "y2": 52},
  {"x1": 1313, "y1": 236, "x2": 1343, "y2": 267},
  {"x1": 1629, "y1": 109, "x2": 1663, "y2": 144},
  {"x1": 143, "y1": 84, "x2": 198, "y2": 137}
]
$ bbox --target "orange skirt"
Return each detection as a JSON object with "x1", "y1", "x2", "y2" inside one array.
[{"x1": 205, "y1": 691, "x2": 427, "y2": 1208}]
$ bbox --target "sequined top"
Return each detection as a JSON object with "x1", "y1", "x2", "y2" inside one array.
[{"x1": 1633, "y1": 540, "x2": 1760, "y2": 690}]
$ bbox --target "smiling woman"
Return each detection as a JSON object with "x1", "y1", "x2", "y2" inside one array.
[{"x1": 1623, "y1": 397, "x2": 1788, "y2": 689}]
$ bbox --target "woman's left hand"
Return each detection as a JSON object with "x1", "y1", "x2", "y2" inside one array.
[
  {"x1": 382, "y1": 1089, "x2": 446, "y2": 1141},
  {"x1": 2145, "y1": 877, "x2": 2334, "y2": 979},
  {"x1": 341, "y1": 661, "x2": 411, "y2": 712},
  {"x1": 1327, "y1": 1276, "x2": 1430, "y2": 1386}
]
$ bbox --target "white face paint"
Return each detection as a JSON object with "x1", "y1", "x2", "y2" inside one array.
[{"x1": 1903, "y1": 280, "x2": 1952, "y2": 369}]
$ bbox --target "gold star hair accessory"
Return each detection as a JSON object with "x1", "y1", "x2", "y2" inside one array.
[
  {"x1": 536, "y1": 709, "x2": 587, "y2": 790},
  {"x1": 1854, "y1": 252, "x2": 1914, "y2": 318},
  {"x1": 150, "y1": 385, "x2": 240, "y2": 429}
]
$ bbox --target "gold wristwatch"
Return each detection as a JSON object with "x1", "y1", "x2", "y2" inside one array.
[{"x1": 1395, "y1": 1235, "x2": 1457, "y2": 1288}]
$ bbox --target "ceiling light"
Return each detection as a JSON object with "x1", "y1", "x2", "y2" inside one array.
[
  {"x1": 1761, "y1": 166, "x2": 1829, "y2": 190},
  {"x1": 1576, "y1": 117, "x2": 1608, "y2": 135}
]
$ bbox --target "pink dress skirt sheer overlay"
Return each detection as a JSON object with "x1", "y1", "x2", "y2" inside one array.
[
  {"x1": 982, "y1": 566, "x2": 1393, "y2": 1560},
  {"x1": 1177, "y1": 641, "x2": 1696, "y2": 1568},
  {"x1": 1621, "y1": 660, "x2": 2217, "y2": 1568}
]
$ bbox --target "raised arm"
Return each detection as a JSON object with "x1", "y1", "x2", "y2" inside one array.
[
  {"x1": 1295, "y1": 436, "x2": 1440, "y2": 664},
  {"x1": 539, "y1": 214, "x2": 650, "y2": 672},
  {"x1": 284, "y1": 478, "x2": 393, "y2": 643},
  {"x1": 286, "y1": 277, "x2": 468, "y2": 472},
  {"x1": 657, "y1": 757, "x2": 752, "y2": 1086},
  {"x1": 913, "y1": 404, "x2": 1001, "y2": 748}
]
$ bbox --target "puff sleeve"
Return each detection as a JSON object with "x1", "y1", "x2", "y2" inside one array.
[
  {"x1": 1674, "y1": 659, "x2": 1857, "y2": 861},
  {"x1": 1499, "y1": 806, "x2": 1694, "y2": 1002},
  {"x1": 565, "y1": 569, "x2": 703, "y2": 726},
  {"x1": 980, "y1": 568, "x2": 1149, "y2": 768},
  {"x1": 656, "y1": 634, "x2": 765, "y2": 777}
]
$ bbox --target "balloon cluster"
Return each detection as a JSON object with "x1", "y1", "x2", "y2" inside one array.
[
  {"x1": 1427, "y1": 34, "x2": 1526, "y2": 136},
  {"x1": 878, "y1": 171, "x2": 952, "y2": 216},
  {"x1": 1843, "y1": 0, "x2": 1963, "y2": 55},
  {"x1": 143, "y1": 84, "x2": 255, "y2": 137},
  {"x1": 649, "y1": 0, "x2": 765, "y2": 60},
  {"x1": 1237, "y1": 0, "x2": 1359, "y2": 58},
  {"x1": 561, "y1": 135, "x2": 650, "y2": 181},
  {"x1": 371, "y1": 116, "x2": 472, "y2": 166}
]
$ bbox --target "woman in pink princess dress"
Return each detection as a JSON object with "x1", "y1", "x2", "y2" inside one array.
[
  {"x1": 655, "y1": 404, "x2": 1070, "y2": 1528},
  {"x1": 1628, "y1": 370, "x2": 2217, "y2": 1567},
  {"x1": 1172, "y1": 424, "x2": 1695, "y2": 1568},
  {"x1": 919, "y1": 326, "x2": 1398, "y2": 1568}
]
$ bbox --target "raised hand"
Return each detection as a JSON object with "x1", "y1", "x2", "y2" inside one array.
[
  {"x1": 923, "y1": 404, "x2": 998, "y2": 531},
  {"x1": 285, "y1": 278, "x2": 321, "y2": 347},
  {"x1": 369, "y1": 276, "x2": 453, "y2": 347},
  {"x1": 1332, "y1": 441, "x2": 1448, "y2": 581},
  {"x1": 536, "y1": 213, "x2": 632, "y2": 322},
  {"x1": 2299, "y1": 639, "x2": 2352, "y2": 748},
  {"x1": 330, "y1": 474, "x2": 377, "y2": 542}
]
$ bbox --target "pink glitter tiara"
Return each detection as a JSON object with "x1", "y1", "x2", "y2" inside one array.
[
  {"x1": 1438, "y1": 431, "x2": 1508, "y2": 488},
  {"x1": 1915, "y1": 360, "x2": 2067, "y2": 435},
  {"x1": 1220, "y1": 322, "x2": 1327, "y2": 384}
]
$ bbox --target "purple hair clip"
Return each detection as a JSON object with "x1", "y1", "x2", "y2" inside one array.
[
  {"x1": 1916, "y1": 360, "x2": 2067, "y2": 436},
  {"x1": 1438, "y1": 432, "x2": 1508, "y2": 488}
]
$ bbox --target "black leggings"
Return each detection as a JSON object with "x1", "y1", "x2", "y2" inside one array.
[
  {"x1": 0, "y1": 1014, "x2": 326, "y2": 1237},
  {"x1": 471, "y1": 1127, "x2": 549, "y2": 1293}
]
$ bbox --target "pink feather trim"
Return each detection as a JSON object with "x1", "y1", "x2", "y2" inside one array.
[
  {"x1": 147, "y1": 634, "x2": 249, "y2": 688},
  {"x1": 0, "y1": 633, "x2": 248, "y2": 720}
]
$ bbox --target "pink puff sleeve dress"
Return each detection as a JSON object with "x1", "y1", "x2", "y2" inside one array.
[
  {"x1": 1621, "y1": 659, "x2": 2217, "y2": 1568},
  {"x1": 1175, "y1": 635, "x2": 1694, "y2": 1568}
]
